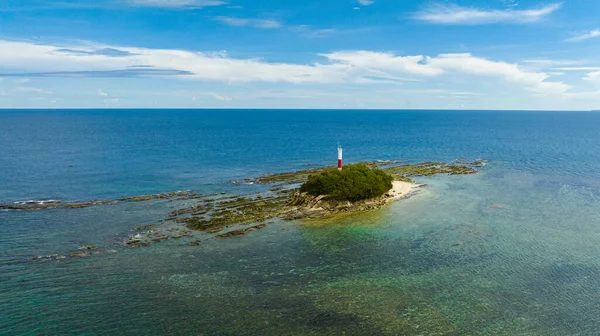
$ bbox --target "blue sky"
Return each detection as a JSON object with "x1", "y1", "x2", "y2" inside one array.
[{"x1": 2, "y1": 0, "x2": 600, "y2": 109}]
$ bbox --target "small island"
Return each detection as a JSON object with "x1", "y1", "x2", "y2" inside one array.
[
  {"x1": 289, "y1": 163, "x2": 419, "y2": 217},
  {"x1": 149, "y1": 159, "x2": 486, "y2": 246},
  {"x1": 10, "y1": 159, "x2": 486, "y2": 259}
]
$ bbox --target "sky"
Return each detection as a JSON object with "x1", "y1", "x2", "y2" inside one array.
[{"x1": 1, "y1": 0, "x2": 600, "y2": 109}]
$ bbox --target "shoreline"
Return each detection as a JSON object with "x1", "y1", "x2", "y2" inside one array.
[{"x1": 388, "y1": 181, "x2": 422, "y2": 201}]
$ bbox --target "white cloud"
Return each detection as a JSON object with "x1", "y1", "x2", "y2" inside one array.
[
  {"x1": 553, "y1": 67, "x2": 600, "y2": 71},
  {"x1": 128, "y1": 0, "x2": 226, "y2": 8},
  {"x1": 0, "y1": 40, "x2": 569, "y2": 95},
  {"x1": 565, "y1": 30, "x2": 600, "y2": 43},
  {"x1": 15, "y1": 86, "x2": 52, "y2": 94},
  {"x1": 425, "y1": 53, "x2": 570, "y2": 94},
  {"x1": 357, "y1": 0, "x2": 374, "y2": 6},
  {"x1": 583, "y1": 72, "x2": 600, "y2": 83},
  {"x1": 522, "y1": 59, "x2": 585, "y2": 67},
  {"x1": 214, "y1": 17, "x2": 282, "y2": 29},
  {"x1": 413, "y1": 3, "x2": 562, "y2": 24},
  {"x1": 292, "y1": 26, "x2": 338, "y2": 38},
  {"x1": 561, "y1": 90, "x2": 600, "y2": 100},
  {"x1": 323, "y1": 51, "x2": 444, "y2": 76},
  {"x1": 210, "y1": 93, "x2": 232, "y2": 101}
]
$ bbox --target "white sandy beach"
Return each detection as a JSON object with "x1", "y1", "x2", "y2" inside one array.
[{"x1": 388, "y1": 181, "x2": 421, "y2": 201}]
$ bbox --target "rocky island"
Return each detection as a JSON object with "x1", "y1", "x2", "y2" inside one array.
[{"x1": 9, "y1": 159, "x2": 486, "y2": 260}]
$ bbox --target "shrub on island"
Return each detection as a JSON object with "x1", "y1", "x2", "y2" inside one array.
[{"x1": 299, "y1": 164, "x2": 394, "y2": 202}]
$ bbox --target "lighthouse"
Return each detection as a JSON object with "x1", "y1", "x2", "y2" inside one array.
[{"x1": 337, "y1": 145, "x2": 343, "y2": 170}]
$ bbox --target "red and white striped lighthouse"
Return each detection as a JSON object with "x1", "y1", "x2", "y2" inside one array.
[{"x1": 337, "y1": 145, "x2": 343, "y2": 170}]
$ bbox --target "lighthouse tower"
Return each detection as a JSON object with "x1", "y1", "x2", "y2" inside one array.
[{"x1": 337, "y1": 145, "x2": 343, "y2": 170}]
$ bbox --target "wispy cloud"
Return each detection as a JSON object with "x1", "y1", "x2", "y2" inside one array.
[
  {"x1": 291, "y1": 26, "x2": 338, "y2": 38},
  {"x1": 553, "y1": 67, "x2": 600, "y2": 71},
  {"x1": 15, "y1": 86, "x2": 52, "y2": 95},
  {"x1": 214, "y1": 16, "x2": 282, "y2": 29},
  {"x1": 357, "y1": 0, "x2": 374, "y2": 6},
  {"x1": 54, "y1": 48, "x2": 136, "y2": 57},
  {"x1": 423, "y1": 53, "x2": 569, "y2": 94},
  {"x1": 522, "y1": 59, "x2": 585, "y2": 67},
  {"x1": 583, "y1": 72, "x2": 600, "y2": 83},
  {"x1": 413, "y1": 2, "x2": 562, "y2": 25},
  {"x1": 0, "y1": 40, "x2": 570, "y2": 95},
  {"x1": 1, "y1": 68, "x2": 192, "y2": 78},
  {"x1": 565, "y1": 29, "x2": 600, "y2": 43},
  {"x1": 127, "y1": 0, "x2": 226, "y2": 8}
]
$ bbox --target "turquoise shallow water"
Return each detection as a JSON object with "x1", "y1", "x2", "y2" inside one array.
[{"x1": 2, "y1": 110, "x2": 600, "y2": 335}]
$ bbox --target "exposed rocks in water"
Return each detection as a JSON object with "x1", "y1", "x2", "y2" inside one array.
[
  {"x1": 14, "y1": 199, "x2": 61, "y2": 205},
  {"x1": 284, "y1": 191, "x2": 393, "y2": 219},
  {"x1": 206, "y1": 227, "x2": 224, "y2": 233},
  {"x1": 29, "y1": 248, "x2": 112, "y2": 262},
  {"x1": 69, "y1": 251, "x2": 93, "y2": 257},
  {"x1": 176, "y1": 196, "x2": 289, "y2": 232},
  {"x1": 131, "y1": 224, "x2": 156, "y2": 231},
  {"x1": 382, "y1": 161, "x2": 480, "y2": 182},
  {"x1": 29, "y1": 254, "x2": 67, "y2": 261},
  {"x1": 189, "y1": 239, "x2": 205, "y2": 246},
  {"x1": 124, "y1": 225, "x2": 195, "y2": 247},
  {"x1": 127, "y1": 241, "x2": 152, "y2": 248},
  {"x1": 2, "y1": 191, "x2": 194, "y2": 211},
  {"x1": 217, "y1": 224, "x2": 268, "y2": 238}
]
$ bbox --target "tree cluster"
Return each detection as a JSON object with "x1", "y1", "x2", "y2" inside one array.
[{"x1": 300, "y1": 164, "x2": 393, "y2": 202}]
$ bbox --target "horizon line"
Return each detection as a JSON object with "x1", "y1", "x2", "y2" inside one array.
[{"x1": 0, "y1": 108, "x2": 598, "y2": 112}]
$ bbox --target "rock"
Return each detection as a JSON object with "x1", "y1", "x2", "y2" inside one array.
[
  {"x1": 217, "y1": 224, "x2": 268, "y2": 238},
  {"x1": 69, "y1": 251, "x2": 92, "y2": 258},
  {"x1": 206, "y1": 226, "x2": 224, "y2": 234},
  {"x1": 131, "y1": 224, "x2": 155, "y2": 231},
  {"x1": 128, "y1": 241, "x2": 152, "y2": 247},
  {"x1": 78, "y1": 245, "x2": 98, "y2": 250}
]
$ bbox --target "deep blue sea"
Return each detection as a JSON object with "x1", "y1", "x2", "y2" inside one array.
[{"x1": 2, "y1": 109, "x2": 600, "y2": 335}]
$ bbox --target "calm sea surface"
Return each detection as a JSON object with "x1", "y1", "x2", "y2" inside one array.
[{"x1": 2, "y1": 109, "x2": 600, "y2": 335}]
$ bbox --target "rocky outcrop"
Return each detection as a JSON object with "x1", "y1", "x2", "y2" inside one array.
[{"x1": 282, "y1": 190, "x2": 398, "y2": 220}]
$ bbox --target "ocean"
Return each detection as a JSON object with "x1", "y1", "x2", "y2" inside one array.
[{"x1": 2, "y1": 109, "x2": 600, "y2": 335}]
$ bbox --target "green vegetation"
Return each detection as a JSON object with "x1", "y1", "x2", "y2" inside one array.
[{"x1": 300, "y1": 164, "x2": 394, "y2": 202}]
